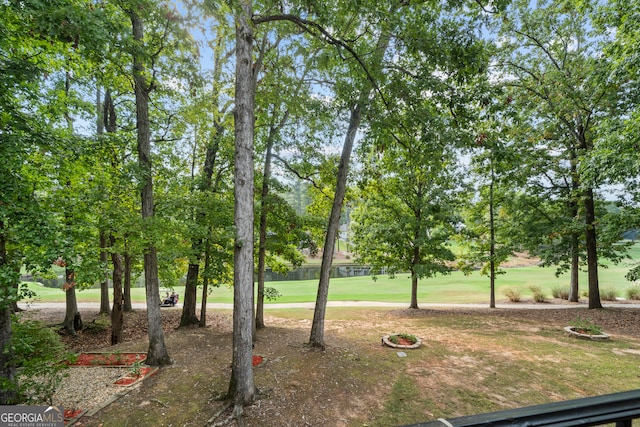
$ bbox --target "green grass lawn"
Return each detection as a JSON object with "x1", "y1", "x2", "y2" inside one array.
[{"x1": 22, "y1": 243, "x2": 640, "y2": 306}]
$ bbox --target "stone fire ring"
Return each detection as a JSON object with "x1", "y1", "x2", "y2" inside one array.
[
  {"x1": 382, "y1": 334, "x2": 423, "y2": 349},
  {"x1": 563, "y1": 326, "x2": 611, "y2": 341}
]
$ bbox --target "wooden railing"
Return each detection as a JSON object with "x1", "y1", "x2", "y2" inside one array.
[{"x1": 404, "y1": 389, "x2": 640, "y2": 427}]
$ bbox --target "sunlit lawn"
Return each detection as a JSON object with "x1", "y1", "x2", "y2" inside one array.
[{"x1": 22, "y1": 243, "x2": 640, "y2": 306}]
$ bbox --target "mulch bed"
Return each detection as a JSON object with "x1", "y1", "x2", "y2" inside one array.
[{"x1": 70, "y1": 352, "x2": 147, "y2": 367}]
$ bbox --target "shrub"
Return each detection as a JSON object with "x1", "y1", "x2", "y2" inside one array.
[
  {"x1": 551, "y1": 285, "x2": 570, "y2": 300},
  {"x1": 529, "y1": 285, "x2": 546, "y2": 303},
  {"x1": 600, "y1": 288, "x2": 618, "y2": 301},
  {"x1": 627, "y1": 284, "x2": 640, "y2": 300},
  {"x1": 264, "y1": 286, "x2": 282, "y2": 302},
  {"x1": 9, "y1": 316, "x2": 75, "y2": 404},
  {"x1": 503, "y1": 288, "x2": 521, "y2": 302}
]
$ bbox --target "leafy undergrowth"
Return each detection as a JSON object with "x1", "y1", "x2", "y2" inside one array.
[{"x1": 18, "y1": 304, "x2": 640, "y2": 426}]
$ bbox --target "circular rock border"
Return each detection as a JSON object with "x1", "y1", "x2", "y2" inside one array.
[
  {"x1": 382, "y1": 333, "x2": 422, "y2": 349},
  {"x1": 564, "y1": 326, "x2": 611, "y2": 341}
]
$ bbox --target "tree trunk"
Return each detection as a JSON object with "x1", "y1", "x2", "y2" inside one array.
[
  {"x1": 309, "y1": 104, "x2": 361, "y2": 348},
  {"x1": 569, "y1": 243, "x2": 579, "y2": 302},
  {"x1": 99, "y1": 231, "x2": 111, "y2": 314},
  {"x1": 0, "y1": 225, "x2": 17, "y2": 404},
  {"x1": 130, "y1": 8, "x2": 171, "y2": 366},
  {"x1": 199, "y1": 245, "x2": 210, "y2": 328},
  {"x1": 568, "y1": 148, "x2": 580, "y2": 302},
  {"x1": 227, "y1": 0, "x2": 256, "y2": 412},
  {"x1": 256, "y1": 140, "x2": 273, "y2": 329},
  {"x1": 409, "y1": 273, "x2": 419, "y2": 310},
  {"x1": 182, "y1": 41, "x2": 227, "y2": 329},
  {"x1": 62, "y1": 267, "x2": 79, "y2": 336},
  {"x1": 123, "y1": 252, "x2": 133, "y2": 312},
  {"x1": 110, "y1": 235, "x2": 124, "y2": 345},
  {"x1": 0, "y1": 304, "x2": 15, "y2": 405},
  {"x1": 309, "y1": 27, "x2": 393, "y2": 349},
  {"x1": 575, "y1": 130, "x2": 601, "y2": 309},
  {"x1": 180, "y1": 262, "x2": 200, "y2": 326},
  {"x1": 489, "y1": 160, "x2": 496, "y2": 309},
  {"x1": 584, "y1": 187, "x2": 602, "y2": 309}
]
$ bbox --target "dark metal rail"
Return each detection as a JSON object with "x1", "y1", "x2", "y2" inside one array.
[{"x1": 404, "y1": 389, "x2": 640, "y2": 427}]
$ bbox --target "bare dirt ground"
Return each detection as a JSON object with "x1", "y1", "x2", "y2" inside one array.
[{"x1": 16, "y1": 300, "x2": 640, "y2": 427}]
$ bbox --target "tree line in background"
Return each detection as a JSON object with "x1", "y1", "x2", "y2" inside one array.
[{"x1": 2, "y1": 0, "x2": 640, "y2": 419}]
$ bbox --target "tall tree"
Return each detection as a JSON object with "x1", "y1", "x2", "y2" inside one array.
[
  {"x1": 352, "y1": 139, "x2": 460, "y2": 309},
  {"x1": 226, "y1": 0, "x2": 257, "y2": 416},
  {"x1": 496, "y1": 0, "x2": 625, "y2": 308},
  {"x1": 0, "y1": 0, "x2": 108, "y2": 401},
  {"x1": 179, "y1": 7, "x2": 235, "y2": 328},
  {"x1": 308, "y1": 1, "x2": 396, "y2": 349},
  {"x1": 127, "y1": 2, "x2": 171, "y2": 366},
  {"x1": 253, "y1": 32, "x2": 326, "y2": 329}
]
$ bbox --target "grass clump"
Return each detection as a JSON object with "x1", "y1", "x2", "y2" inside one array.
[
  {"x1": 551, "y1": 285, "x2": 570, "y2": 300},
  {"x1": 529, "y1": 285, "x2": 546, "y2": 303},
  {"x1": 600, "y1": 288, "x2": 618, "y2": 301},
  {"x1": 503, "y1": 287, "x2": 521, "y2": 302},
  {"x1": 626, "y1": 284, "x2": 640, "y2": 300}
]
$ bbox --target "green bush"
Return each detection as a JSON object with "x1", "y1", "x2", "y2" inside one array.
[
  {"x1": 503, "y1": 288, "x2": 521, "y2": 302},
  {"x1": 8, "y1": 316, "x2": 75, "y2": 404},
  {"x1": 264, "y1": 286, "x2": 282, "y2": 302},
  {"x1": 529, "y1": 285, "x2": 546, "y2": 303},
  {"x1": 551, "y1": 285, "x2": 570, "y2": 300},
  {"x1": 626, "y1": 284, "x2": 640, "y2": 300},
  {"x1": 600, "y1": 288, "x2": 618, "y2": 301}
]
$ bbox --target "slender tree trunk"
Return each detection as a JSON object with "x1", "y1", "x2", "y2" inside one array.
[
  {"x1": 182, "y1": 40, "x2": 227, "y2": 328},
  {"x1": 309, "y1": 27, "x2": 393, "y2": 349},
  {"x1": 199, "y1": 244, "x2": 210, "y2": 328},
  {"x1": 489, "y1": 160, "x2": 496, "y2": 309},
  {"x1": 584, "y1": 187, "x2": 602, "y2": 309},
  {"x1": 309, "y1": 104, "x2": 361, "y2": 348},
  {"x1": 227, "y1": 0, "x2": 256, "y2": 413},
  {"x1": 97, "y1": 90, "x2": 111, "y2": 316},
  {"x1": 576, "y1": 131, "x2": 601, "y2": 309},
  {"x1": 409, "y1": 274, "x2": 419, "y2": 309},
  {"x1": 409, "y1": 242, "x2": 421, "y2": 309},
  {"x1": 256, "y1": 140, "x2": 273, "y2": 329},
  {"x1": 130, "y1": 8, "x2": 171, "y2": 366},
  {"x1": 110, "y1": 235, "x2": 124, "y2": 345},
  {"x1": 0, "y1": 304, "x2": 15, "y2": 404},
  {"x1": 569, "y1": 241, "x2": 579, "y2": 302},
  {"x1": 568, "y1": 148, "x2": 580, "y2": 302},
  {"x1": 99, "y1": 231, "x2": 111, "y2": 314},
  {"x1": 62, "y1": 268, "x2": 79, "y2": 336},
  {"x1": 0, "y1": 225, "x2": 17, "y2": 404},
  {"x1": 123, "y1": 252, "x2": 133, "y2": 312}
]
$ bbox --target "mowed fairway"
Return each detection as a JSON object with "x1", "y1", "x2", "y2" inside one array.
[{"x1": 22, "y1": 244, "x2": 640, "y2": 306}]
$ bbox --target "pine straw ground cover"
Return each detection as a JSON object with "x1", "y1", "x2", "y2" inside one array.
[{"x1": 18, "y1": 303, "x2": 640, "y2": 426}]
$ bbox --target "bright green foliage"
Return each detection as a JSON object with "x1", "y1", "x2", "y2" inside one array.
[
  {"x1": 8, "y1": 316, "x2": 75, "y2": 404},
  {"x1": 494, "y1": 0, "x2": 631, "y2": 306},
  {"x1": 352, "y1": 126, "x2": 461, "y2": 298}
]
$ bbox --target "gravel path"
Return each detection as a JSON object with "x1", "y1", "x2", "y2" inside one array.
[{"x1": 53, "y1": 367, "x2": 130, "y2": 414}]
